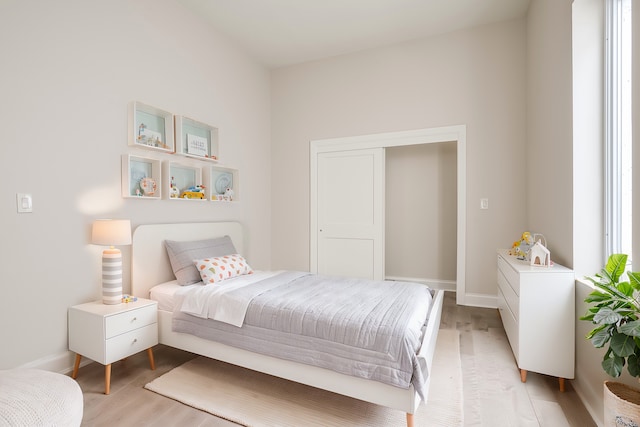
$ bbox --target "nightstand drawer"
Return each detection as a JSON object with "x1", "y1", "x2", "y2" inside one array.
[
  {"x1": 105, "y1": 324, "x2": 158, "y2": 363},
  {"x1": 105, "y1": 304, "x2": 157, "y2": 339}
]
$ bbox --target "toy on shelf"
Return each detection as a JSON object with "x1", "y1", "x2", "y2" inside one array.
[
  {"x1": 180, "y1": 185, "x2": 205, "y2": 199},
  {"x1": 169, "y1": 176, "x2": 180, "y2": 198}
]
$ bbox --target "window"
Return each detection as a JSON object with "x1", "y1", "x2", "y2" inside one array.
[{"x1": 605, "y1": 0, "x2": 632, "y2": 262}]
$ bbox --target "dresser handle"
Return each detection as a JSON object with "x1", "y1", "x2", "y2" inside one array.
[
  {"x1": 131, "y1": 317, "x2": 137, "y2": 322},
  {"x1": 133, "y1": 338, "x2": 138, "y2": 343}
]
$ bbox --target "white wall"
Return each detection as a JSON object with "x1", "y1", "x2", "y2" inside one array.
[
  {"x1": 567, "y1": 0, "x2": 640, "y2": 424},
  {"x1": 526, "y1": 0, "x2": 574, "y2": 267},
  {"x1": 385, "y1": 143, "x2": 457, "y2": 285},
  {"x1": 571, "y1": 0, "x2": 609, "y2": 424},
  {"x1": 634, "y1": 0, "x2": 640, "y2": 273},
  {"x1": 572, "y1": 0, "x2": 605, "y2": 279},
  {"x1": 0, "y1": 0, "x2": 271, "y2": 370},
  {"x1": 271, "y1": 19, "x2": 527, "y2": 302}
]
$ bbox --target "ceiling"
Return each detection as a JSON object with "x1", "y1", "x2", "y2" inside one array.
[{"x1": 175, "y1": 0, "x2": 531, "y2": 69}]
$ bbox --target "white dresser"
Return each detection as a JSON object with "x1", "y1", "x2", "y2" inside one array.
[{"x1": 496, "y1": 249, "x2": 575, "y2": 390}]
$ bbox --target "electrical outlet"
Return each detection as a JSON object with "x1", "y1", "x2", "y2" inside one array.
[{"x1": 480, "y1": 198, "x2": 489, "y2": 210}]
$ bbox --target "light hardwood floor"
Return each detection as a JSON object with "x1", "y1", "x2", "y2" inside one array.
[{"x1": 72, "y1": 292, "x2": 595, "y2": 426}]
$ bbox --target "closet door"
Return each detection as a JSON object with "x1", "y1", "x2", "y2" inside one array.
[{"x1": 314, "y1": 148, "x2": 384, "y2": 280}]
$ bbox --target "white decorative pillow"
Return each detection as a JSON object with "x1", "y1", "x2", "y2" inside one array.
[{"x1": 194, "y1": 254, "x2": 253, "y2": 284}]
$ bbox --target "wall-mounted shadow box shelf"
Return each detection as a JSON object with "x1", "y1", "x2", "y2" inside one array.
[
  {"x1": 163, "y1": 161, "x2": 206, "y2": 201},
  {"x1": 122, "y1": 154, "x2": 161, "y2": 199},
  {"x1": 206, "y1": 165, "x2": 238, "y2": 202},
  {"x1": 128, "y1": 102, "x2": 175, "y2": 153},
  {"x1": 175, "y1": 115, "x2": 219, "y2": 162}
]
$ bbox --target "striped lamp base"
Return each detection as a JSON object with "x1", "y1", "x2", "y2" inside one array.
[{"x1": 102, "y1": 249, "x2": 123, "y2": 305}]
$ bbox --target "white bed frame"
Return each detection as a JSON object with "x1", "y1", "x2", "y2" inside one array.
[{"x1": 131, "y1": 222, "x2": 444, "y2": 427}]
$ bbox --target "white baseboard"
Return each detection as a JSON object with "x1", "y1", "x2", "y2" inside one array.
[
  {"x1": 457, "y1": 292, "x2": 498, "y2": 309},
  {"x1": 18, "y1": 350, "x2": 92, "y2": 375},
  {"x1": 385, "y1": 276, "x2": 497, "y2": 308},
  {"x1": 572, "y1": 381, "x2": 603, "y2": 427}
]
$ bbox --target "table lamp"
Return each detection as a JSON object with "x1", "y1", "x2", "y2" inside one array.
[{"x1": 92, "y1": 219, "x2": 132, "y2": 304}]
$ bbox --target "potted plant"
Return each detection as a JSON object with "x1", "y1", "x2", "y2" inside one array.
[{"x1": 582, "y1": 253, "x2": 640, "y2": 424}]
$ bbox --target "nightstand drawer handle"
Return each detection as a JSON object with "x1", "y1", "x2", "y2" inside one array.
[
  {"x1": 131, "y1": 317, "x2": 137, "y2": 322},
  {"x1": 133, "y1": 338, "x2": 138, "y2": 344}
]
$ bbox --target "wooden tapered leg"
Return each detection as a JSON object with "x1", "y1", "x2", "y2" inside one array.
[
  {"x1": 147, "y1": 348, "x2": 156, "y2": 370},
  {"x1": 520, "y1": 369, "x2": 527, "y2": 383},
  {"x1": 104, "y1": 364, "x2": 112, "y2": 395},
  {"x1": 559, "y1": 377, "x2": 565, "y2": 392},
  {"x1": 71, "y1": 354, "x2": 81, "y2": 379},
  {"x1": 406, "y1": 413, "x2": 414, "y2": 427}
]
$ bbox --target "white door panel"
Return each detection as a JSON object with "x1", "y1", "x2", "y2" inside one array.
[
  {"x1": 316, "y1": 149, "x2": 384, "y2": 280},
  {"x1": 320, "y1": 238, "x2": 375, "y2": 279}
]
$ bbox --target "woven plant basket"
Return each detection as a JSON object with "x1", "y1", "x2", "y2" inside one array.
[{"x1": 604, "y1": 381, "x2": 640, "y2": 427}]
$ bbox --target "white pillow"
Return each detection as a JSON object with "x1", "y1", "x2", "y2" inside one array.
[{"x1": 194, "y1": 254, "x2": 253, "y2": 284}]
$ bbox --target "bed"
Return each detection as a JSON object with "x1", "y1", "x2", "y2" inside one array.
[{"x1": 131, "y1": 222, "x2": 444, "y2": 427}]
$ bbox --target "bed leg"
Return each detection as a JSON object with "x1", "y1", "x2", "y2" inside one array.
[{"x1": 406, "y1": 413, "x2": 414, "y2": 427}]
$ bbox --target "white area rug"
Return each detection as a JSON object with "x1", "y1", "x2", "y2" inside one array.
[
  {"x1": 462, "y1": 329, "x2": 570, "y2": 427},
  {"x1": 145, "y1": 329, "x2": 462, "y2": 426}
]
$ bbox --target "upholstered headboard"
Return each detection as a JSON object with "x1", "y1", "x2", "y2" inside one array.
[{"x1": 131, "y1": 222, "x2": 243, "y2": 299}]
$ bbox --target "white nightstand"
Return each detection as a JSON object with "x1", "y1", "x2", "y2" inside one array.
[{"x1": 68, "y1": 298, "x2": 158, "y2": 394}]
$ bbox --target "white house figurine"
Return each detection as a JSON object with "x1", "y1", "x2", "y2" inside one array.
[{"x1": 530, "y1": 241, "x2": 551, "y2": 267}]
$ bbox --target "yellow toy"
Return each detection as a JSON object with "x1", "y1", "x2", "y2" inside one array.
[
  {"x1": 121, "y1": 295, "x2": 138, "y2": 303},
  {"x1": 509, "y1": 231, "x2": 534, "y2": 259}
]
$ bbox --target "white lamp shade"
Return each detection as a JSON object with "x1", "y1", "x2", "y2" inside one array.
[{"x1": 92, "y1": 219, "x2": 132, "y2": 247}]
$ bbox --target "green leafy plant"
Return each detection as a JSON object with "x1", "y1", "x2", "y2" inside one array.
[{"x1": 581, "y1": 254, "x2": 640, "y2": 378}]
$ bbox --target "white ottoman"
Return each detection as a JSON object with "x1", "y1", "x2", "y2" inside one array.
[{"x1": 0, "y1": 369, "x2": 83, "y2": 426}]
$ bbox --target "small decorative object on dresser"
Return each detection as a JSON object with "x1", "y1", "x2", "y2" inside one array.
[
  {"x1": 68, "y1": 298, "x2": 158, "y2": 395},
  {"x1": 497, "y1": 249, "x2": 575, "y2": 391},
  {"x1": 529, "y1": 240, "x2": 551, "y2": 267}
]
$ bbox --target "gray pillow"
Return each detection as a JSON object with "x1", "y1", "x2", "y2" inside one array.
[{"x1": 165, "y1": 236, "x2": 237, "y2": 285}]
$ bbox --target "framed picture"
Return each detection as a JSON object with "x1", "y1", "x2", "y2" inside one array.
[
  {"x1": 187, "y1": 134, "x2": 209, "y2": 157},
  {"x1": 128, "y1": 101, "x2": 175, "y2": 153},
  {"x1": 175, "y1": 115, "x2": 219, "y2": 161}
]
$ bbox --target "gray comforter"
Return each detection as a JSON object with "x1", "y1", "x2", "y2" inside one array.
[{"x1": 172, "y1": 271, "x2": 434, "y2": 399}]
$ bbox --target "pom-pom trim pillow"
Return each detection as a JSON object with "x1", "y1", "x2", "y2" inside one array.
[{"x1": 194, "y1": 254, "x2": 253, "y2": 284}]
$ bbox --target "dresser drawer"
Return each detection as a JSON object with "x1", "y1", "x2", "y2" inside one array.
[
  {"x1": 497, "y1": 288, "x2": 519, "y2": 361},
  {"x1": 497, "y1": 267, "x2": 519, "y2": 320},
  {"x1": 105, "y1": 304, "x2": 157, "y2": 339},
  {"x1": 105, "y1": 323, "x2": 158, "y2": 363},
  {"x1": 498, "y1": 254, "x2": 520, "y2": 295}
]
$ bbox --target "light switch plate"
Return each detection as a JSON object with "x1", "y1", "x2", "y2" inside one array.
[{"x1": 17, "y1": 193, "x2": 32, "y2": 213}]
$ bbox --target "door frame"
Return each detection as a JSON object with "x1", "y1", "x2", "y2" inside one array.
[{"x1": 310, "y1": 125, "x2": 467, "y2": 304}]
